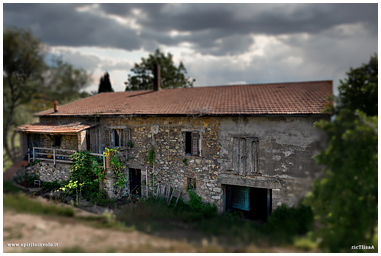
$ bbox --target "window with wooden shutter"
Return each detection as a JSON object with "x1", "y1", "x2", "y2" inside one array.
[
  {"x1": 232, "y1": 137, "x2": 259, "y2": 176},
  {"x1": 106, "y1": 128, "x2": 132, "y2": 148},
  {"x1": 124, "y1": 128, "x2": 130, "y2": 147},
  {"x1": 191, "y1": 132, "x2": 199, "y2": 156},
  {"x1": 238, "y1": 138, "x2": 246, "y2": 176},
  {"x1": 184, "y1": 131, "x2": 200, "y2": 156},
  {"x1": 105, "y1": 129, "x2": 110, "y2": 147}
]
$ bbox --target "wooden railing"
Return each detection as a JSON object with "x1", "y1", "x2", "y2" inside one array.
[{"x1": 30, "y1": 147, "x2": 105, "y2": 170}]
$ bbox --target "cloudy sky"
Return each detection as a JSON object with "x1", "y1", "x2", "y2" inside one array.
[{"x1": 3, "y1": 3, "x2": 378, "y2": 94}]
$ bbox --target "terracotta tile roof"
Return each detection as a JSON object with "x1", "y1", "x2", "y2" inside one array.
[
  {"x1": 15, "y1": 122, "x2": 98, "y2": 133},
  {"x1": 35, "y1": 80, "x2": 332, "y2": 117}
]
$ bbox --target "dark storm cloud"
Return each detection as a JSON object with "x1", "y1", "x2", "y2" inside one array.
[
  {"x1": 3, "y1": 3, "x2": 142, "y2": 50},
  {"x1": 4, "y1": 3, "x2": 377, "y2": 56},
  {"x1": 98, "y1": 3, "x2": 377, "y2": 54},
  {"x1": 132, "y1": 3, "x2": 377, "y2": 35}
]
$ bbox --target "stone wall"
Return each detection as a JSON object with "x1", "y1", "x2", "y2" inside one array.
[
  {"x1": 34, "y1": 115, "x2": 328, "y2": 214},
  {"x1": 30, "y1": 162, "x2": 71, "y2": 183},
  {"x1": 97, "y1": 116, "x2": 222, "y2": 204},
  {"x1": 39, "y1": 134, "x2": 77, "y2": 150}
]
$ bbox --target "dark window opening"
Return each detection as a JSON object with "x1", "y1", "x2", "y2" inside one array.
[
  {"x1": 185, "y1": 132, "x2": 192, "y2": 155},
  {"x1": 86, "y1": 131, "x2": 90, "y2": 151},
  {"x1": 185, "y1": 132, "x2": 199, "y2": 156},
  {"x1": 225, "y1": 185, "x2": 272, "y2": 222},
  {"x1": 129, "y1": 168, "x2": 141, "y2": 196},
  {"x1": 187, "y1": 177, "x2": 196, "y2": 190},
  {"x1": 114, "y1": 129, "x2": 120, "y2": 147},
  {"x1": 53, "y1": 135, "x2": 62, "y2": 147}
]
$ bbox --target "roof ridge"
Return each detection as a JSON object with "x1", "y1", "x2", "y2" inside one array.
[{"x1": 34, "y1": 80, "x2": 333, "y2": 117}]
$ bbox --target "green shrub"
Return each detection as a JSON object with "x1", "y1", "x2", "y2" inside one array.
[
  {"x1": 3, "y1": 181, "x2": 20, "y2": 194},
  {"x1": 89, "y1": 190, "x2": 115, "y2": 206},
  {"x1": 12, "y1": 172, "x2": 39, "y2": 187},
  {"x1": 268, "y1": 203, "x2": 313, "y2": 235},
  {"x1": 42, "y1": 180, "x2": 65, "y2": 192},
  {"x1": 178, "y1": 190, "x2": 218, "y2": 220}
]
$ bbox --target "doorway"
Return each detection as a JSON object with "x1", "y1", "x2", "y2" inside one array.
[
  {"x1": 225, "y1": 185, "x2": 272, "y2": 221},
  {"x1": 129, "y1": 168, "x2": 141, "y2": 196}
]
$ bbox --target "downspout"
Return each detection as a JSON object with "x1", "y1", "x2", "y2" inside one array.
[
  {"x1": 146, "y1": 166, "x2": 148, "y2": 197},
  {"x1": 152, "y1": 160, "x2": 155, "y2": 193},
  {"x1": 146, "y1": 166, "x2": 148, "y2": 186}
]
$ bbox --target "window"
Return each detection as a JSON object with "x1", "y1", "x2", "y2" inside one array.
[
  {"x1": 232, "y1": 137, "x2": 259, "y2": 176},
  {"x1": 105, "y1": 128, "x2": 130, "y2": 148},
  {"x1": 184, "y1": 131, "x2": 200, "y2": 156},
  {"x1": 187, "y1": 177, "x2": 197, "y2": 190},
  {"x1": 53, "y1": 135, "x2": 62, "y2": 147}
]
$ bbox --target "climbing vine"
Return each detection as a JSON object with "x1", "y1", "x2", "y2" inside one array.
[
  {"x1": 147, "y1": 148, "x2": 155, "y2": 167},
  {"x1": 104, "y1": 147, "x2": 127, "y2": 190}
]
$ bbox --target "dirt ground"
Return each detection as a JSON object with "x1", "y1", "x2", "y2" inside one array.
[
  {"x1": 3, "y1": 196, "x2": 304, "y2": 253},
  {"x1": 3, "y1": 196, "x2": 203, "y2": 253}
]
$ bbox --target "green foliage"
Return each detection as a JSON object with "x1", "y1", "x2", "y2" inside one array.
[
  {"x1": 3, "y1": 181, "x2": 20, "y2": 194},
  {"x1": 60, "y1": 151, "x2": 105, "y2": 201},
  {"x1": 29, "y1": 159, "x2": 41, "y2": 166},
  {"x1": 104, "y1": 147, "x2": 127, "y2": 190},
  {"x1": 182, "y1": 158, "x2": 188, "y2": 166},
  {"x1": 125, "y1": 49, "x2": 195, "y2": 91},
  {"x1": 4, "y1": 193, "x2": 75, "y2": 217},
  {"x1": 337, "y1": 53, "x2": 378, "y2": 116},
  {"x1": 89, "y1": 190, "x2": 115, "y2": 207},
  {"x1": 267, "y1": 204, "x2": 313, "y2": 235},
  {"x1": 41, "y1": 56, "x2": 92, "y2": 105},
  {"x1": 178, "y1": 190, "x2": 218, "y2": 220},
  {"x1": 98, "y1": 72, "x2": 114, "y2": 93},
  {"x1": 13, "y1": 172, "x2": 39, "y2": 187},
  {"x1": 147, "y1": 149, "x2": 155, "y2": 167},
  {"x1": 3, "y1": 27, "x2": 45, "y2": 163},
  {"x1": 117, "y1": 197, "x2": 312, "y2": 248},
  {"x1": 308, "y1": 110, "x2": 378, "y2": 252},
  {"x1": 41, "y1": 180, "x2": 64, "y2": 193},
  {"x1": 127, "y1": 140, "x2": 134, "y2": 148},
  {"x1": 3, "y1": 27, "x2": 91, "y2": 164},
  {"x1": 307, "y1": 55, "x2": 378, "y2": 252}
]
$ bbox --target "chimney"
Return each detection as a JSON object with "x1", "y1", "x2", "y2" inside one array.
[
  {"x1": 54, "y1": 100, "x2": 58, "y2": 113},
  {"x1": 153, "y1": 62, "x2": 161, "y2": 91}
]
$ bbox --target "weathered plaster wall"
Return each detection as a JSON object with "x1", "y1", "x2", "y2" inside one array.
[{"x1": 218, "y1": 116, "x2": 328, "y2": 210}]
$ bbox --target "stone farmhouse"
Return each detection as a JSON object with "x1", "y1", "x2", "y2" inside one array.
[{"x1": 16, "y1": 70, "x2": 332, "y2": 221}]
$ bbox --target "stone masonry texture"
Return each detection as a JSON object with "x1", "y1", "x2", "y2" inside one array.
[{"x1": 26, "y1": 115, "x2": 328, "y2": 213}]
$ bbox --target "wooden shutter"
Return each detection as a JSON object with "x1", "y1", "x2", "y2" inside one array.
[
  {"x1": 239, "y1": 138, "x2": 246, "y2": 176},
  {"x1": 124, "y1": 128, "x2": 130, "y2": 147},
  {"x1": 191, "y1": 132, "x2": 199, "y2": 156},
  {"x1": 254, "y1": 138, "x2": 259, "y2": 173},
  {"x1": 232, "y1": 137, "x2": 239, "y2": 174},
  {"x1": 105, "y1": 129, "x2": 110, "y2": 148},
  {"x1": 246, "y1": 138, "x2": 254, "y2": 175}
]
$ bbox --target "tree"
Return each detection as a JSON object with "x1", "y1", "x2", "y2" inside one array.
[
  {"x1": 125, "y1": 49, "x2": 195, "y2": 91},
  {"x1": 26, "y1": 57, "x2": 92, "y2": 113},
  {"x1": 3, "y1": 27, "x2": 45, "y2": 163},
  {"x1": 98, "y1": 72, "x2": 114, "y2": 93},
  {"x1": 337, "y1": 53, "x2": 378, "y2": 116},
  {"x1": 3, "y1": 27, "x2": 92, "y2": 165},
  {"x1": 307, "y1": 55, "x2": 378, "y2": 252}
]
